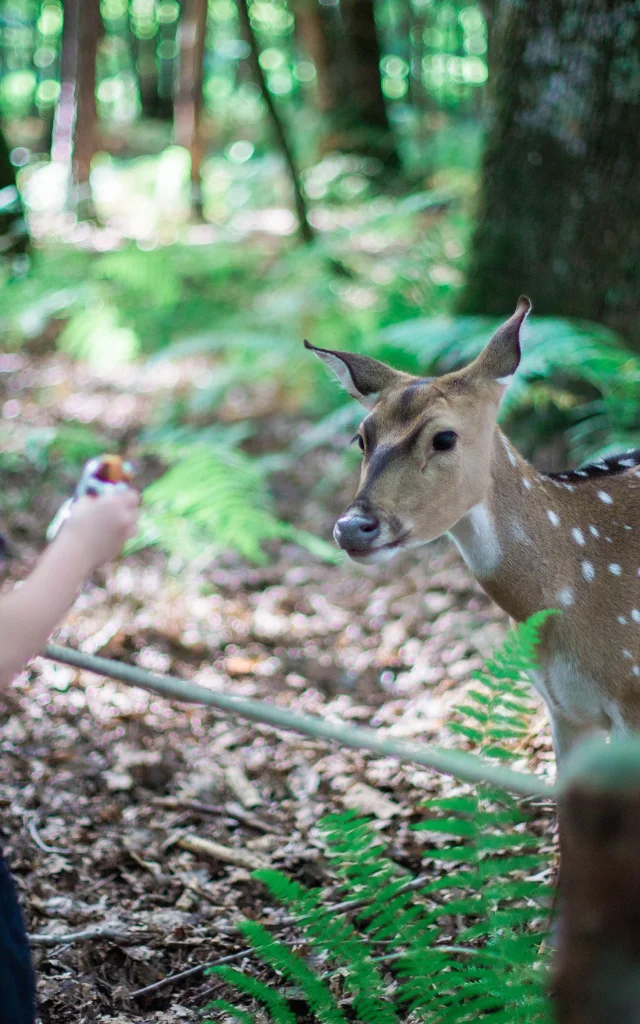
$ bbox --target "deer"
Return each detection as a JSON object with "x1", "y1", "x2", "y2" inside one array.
[{"x1": 305, "y1": 297, "x2": 640, "y2": 771}]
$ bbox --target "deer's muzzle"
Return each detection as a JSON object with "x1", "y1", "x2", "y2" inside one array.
[{"x1": 333, "y1": 511, "x2": 381, "y2": 552}]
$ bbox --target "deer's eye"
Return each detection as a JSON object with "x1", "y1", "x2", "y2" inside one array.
[
  {"x1": 433, "y1": 430, "x2": 457, "y2": 452},
  {"x1": 350, "y1": 434, "x2": 365, "y2": 452}
]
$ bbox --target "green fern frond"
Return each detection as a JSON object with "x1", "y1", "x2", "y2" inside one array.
[
  {"x1": 212, "y1": 613, "x2": 554, "y2": 1023},
  {"x1": 131, "y1": 444, "x2": 340, "y2": 565},
  {"x1": 208, "y1": 967, "x2": 297, "y2": 1024},
  {"x1": 237, "y1": 920, "x2": 350, "y2": 1024},
  {"x1": 205, "y1": 999, "x2": 257, "y2": 1024}
]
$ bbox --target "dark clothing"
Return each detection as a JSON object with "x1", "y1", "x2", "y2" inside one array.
[{"x1": 0, "y1": 851, "x2": 36, "y2": 1024}]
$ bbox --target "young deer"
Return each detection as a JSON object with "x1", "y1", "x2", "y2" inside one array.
[{"x1": 305, "y1": 298, "x2": 640, "y2": 768}]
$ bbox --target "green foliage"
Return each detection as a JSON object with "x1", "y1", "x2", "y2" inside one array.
[
  {"x1": 205, "y1": 614, "x2": 554, "y2": 1023},
  {"x1": 132, "y1": 436, "x2": 340, "y2": 565}
]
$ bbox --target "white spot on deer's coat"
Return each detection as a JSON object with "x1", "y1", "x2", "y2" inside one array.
[
  {"x1": 557, "y1": 588, "x2": 574, "y2": 608},
  {"x1": 510, "y1": 521, "x2": 532, "y2": 545},
  {"x1": 618, "y1": 616, "x2": 628, "y2": 625},
  {"x1": 624, "y1": 649, "x2": 633, "y2": 658},
  {"x1": 575, "y1": 470, "x2": 588, "y2": 477},
  {"x1": 633, "y1": 609, "x2": 640, "y2": 623},
  {"x1": 598, "y1": 491, "x2": 613, "y2": 504},
  {"x1": 448, "y1": 503, "x2": 501, "y2": 579},
  {"x1": 609, "y1": 563, "x2": 622, "y2": 575},
  {"x1": 522, "y1": 478, "x2": 532, "y2": 490},
  {"x1": 547, "y1": 510, "x2": 560, "y2": 527},
  {"x1": 634, "y1": 666, "x2": 640, "y2": 677},
  {"x1": 582, "y1": 561, "x2": 595, "y2": 581},
  {"x1": 589, "y1": 525, "x2": 600, "y2": 537},
  {"x1": 572, "y1": 528, "x2": 585, "y2": 545},
  {"x1": 620, "y1": 459, "x2": 636, "y2": 467},
  {"x1": 564, "y1": 484, "x2": 574, "y2": 491},
  {"x1": 625, "y1": 525, "x2": 633, "y2": 531}
]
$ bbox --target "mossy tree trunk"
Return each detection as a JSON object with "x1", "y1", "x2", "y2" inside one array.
[{"x1": 459, "y1": 0, "x2": 640, "y2": 348}]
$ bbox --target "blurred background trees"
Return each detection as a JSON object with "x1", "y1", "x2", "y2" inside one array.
[
  {"x1": 459, "y1": 0, "x2": 640, "y2": 347},
  {"x1": 2, "y1": 0, "x2": 640, "y2": 563}
]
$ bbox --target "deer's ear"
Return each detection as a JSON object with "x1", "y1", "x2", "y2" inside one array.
[
  {"x1": 304, "y1": 340, "x2": 409, "y2": 409},
  {"x1": 468, "y1": 296, "x2": 531, "y2": 384}
]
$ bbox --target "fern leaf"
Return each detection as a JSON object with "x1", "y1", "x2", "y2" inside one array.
[
  {"x1": 205, "y1": 999, "x2": 257, "y2": 1024},
  {"x1": 209, "y1": 967, "x2": 297, "y2": 1024}
]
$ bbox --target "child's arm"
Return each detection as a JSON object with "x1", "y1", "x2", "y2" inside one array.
[{"x1": 0, "y1": 489, "x2": 139, "y2": 689}]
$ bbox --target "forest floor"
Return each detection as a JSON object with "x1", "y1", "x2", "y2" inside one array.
[{"x1": 0, "y1": 350, "x2": 556, "y2": 1023}]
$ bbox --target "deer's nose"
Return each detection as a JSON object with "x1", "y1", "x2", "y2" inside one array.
[{"x1": 334, "y1": 512, "x2": 381, "y2": 551}]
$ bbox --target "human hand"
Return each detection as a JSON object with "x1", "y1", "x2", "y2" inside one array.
[{"x1": 60, "y1": 488, "x2": 140, "y2": 571}]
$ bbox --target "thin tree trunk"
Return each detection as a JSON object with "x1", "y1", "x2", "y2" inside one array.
[
  {"x1": 458, "y1": 0, "x2": 640, "y2": 348},
  {"x1": 52, "y1": 0, "x2": 102, "y2": 198},
  {"x1": 174, "y1": 0, "x2": 208, "y2": 218},
  {"x1": 133, "y1": 36, "x2": 174, "y2": 120},
  {"x1": 338, "y1": 0, "x2": 400, "y2": 170},
  {"x1": 236, "y1": 0, "x2": 314, "y2": 244},
  {"x1": 0, "y1": 124, "x2": 30, "y2": 269}
]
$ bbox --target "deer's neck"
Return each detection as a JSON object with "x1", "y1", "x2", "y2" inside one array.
[{"x1": 448, "y1": 429, "x2": 566, "y2": 621}]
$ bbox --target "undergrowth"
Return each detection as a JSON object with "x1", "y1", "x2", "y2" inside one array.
[
  {"x1": 4, "y1": 195, "x2": 639, "y2": 564},
  {"x1": 131, "y1": 433, "x2": 339, "y2": 565},
  {"x1": 205, "y1": 611, "x2": 555, "y2": 1024}
]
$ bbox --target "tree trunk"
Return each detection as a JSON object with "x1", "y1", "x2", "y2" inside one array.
[
  {"x1": 133, "y1": 36, "x2": 175, "y2": 121},
  {"x1": 52, "y1": 0, "x2": 102, "y2": 196},
  {"x1": 458, "y1": 0, "x2": 640, "y2": 348},
  {"x1": 337, "y1": 0, "x2": 400, "y2": 170},
  {"x1": 292, "y1": 0, "x2": 336, "y2": 115},
  {"x1": 552, "y1": 738, "x2": 640, "y2": 1022},
  {"x1": 0, "y1": 124, "x2": 30, "y2": 269},
  {"x1": 236, "y1": 0, "x2": 314, "y2": 244},
  {"x1": 174, "y1": 0, "x2": 208, "y2": 218}
]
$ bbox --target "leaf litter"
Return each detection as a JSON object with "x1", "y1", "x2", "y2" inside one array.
[{"x1": 0, "y1": 353, "x2": 556, "y2": 1023}]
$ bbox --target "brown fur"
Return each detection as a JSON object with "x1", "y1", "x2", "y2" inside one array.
[{"x1": 307, "y1": 298, "x2": 640, "y2": 768}]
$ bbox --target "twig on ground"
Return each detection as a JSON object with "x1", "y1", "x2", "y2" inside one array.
[
  {"x1": 26, "y1": 816, "x2": 71, "y2": 855},
  {"x1": 151, "y1": 796, "x2": 225, "y2": 815},
  {"x1": 131, "y1": 949, "x2": 252, "y2": 999},
  {"x1": 225, "y1": 801, "x2": 283, "y2": 835},
  {"x1": 176, "y1": 834, "x2": 270, "y2": 871},
  {"x1": 29, "y1": 925, "x2": 150, "y2": 947},
  {"x1": 225, "y1": 764, "x2": 262, "y2": 809}
]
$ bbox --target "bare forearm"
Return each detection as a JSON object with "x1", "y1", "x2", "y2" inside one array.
[{"x1": 0, "y1": 534, "x2": 93, "y2": 688}]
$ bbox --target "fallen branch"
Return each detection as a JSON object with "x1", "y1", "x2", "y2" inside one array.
[
  {"x1": 43, "y1": 644, "x2": 554, "y2": 800},
  {"x1": 176, "y1": 834, "x2": 269, "y2": 872},
  {"x1": 29, "y1": 924, "x2": 149, "y2": 947}
]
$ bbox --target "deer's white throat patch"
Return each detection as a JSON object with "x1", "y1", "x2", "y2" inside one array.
[{"x1": 448, "y1": 503, "x2": 502, "y2": 578}]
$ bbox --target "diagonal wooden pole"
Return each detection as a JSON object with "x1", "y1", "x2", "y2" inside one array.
[{"x1": 43, "y1": 643, "x2": 553, "y2": 800}]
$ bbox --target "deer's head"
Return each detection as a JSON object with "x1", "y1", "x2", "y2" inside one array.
[{"x1": 305, "y1": 297, "x2": 531, "y2": 563}]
